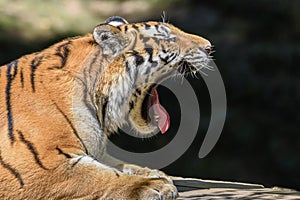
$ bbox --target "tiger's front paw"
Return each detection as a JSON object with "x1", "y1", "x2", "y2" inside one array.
[
  {"x1": 121, "y1": 164, "x2": 173, "y2": 184},
  {"x1": 129, "y1": 177, "x2": 178, "y2": 200}
]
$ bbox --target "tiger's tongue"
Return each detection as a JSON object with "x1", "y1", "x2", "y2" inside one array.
[{"x1": 151, "y1": 88, "x2": 170, "y2": 134}]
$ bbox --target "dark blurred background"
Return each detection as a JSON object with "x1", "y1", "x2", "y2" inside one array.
[{"x1": 1, "y1": 0, "x2": 299, "y2": 190}]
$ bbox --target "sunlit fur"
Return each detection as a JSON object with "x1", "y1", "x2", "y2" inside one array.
[{"x1": 0, "y1": 17, "x2": 211, "y2": 199}]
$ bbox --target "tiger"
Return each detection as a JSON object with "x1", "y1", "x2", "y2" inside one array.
[{"x1": 0, "y1": 16, "x2": 212, "y2": 199}]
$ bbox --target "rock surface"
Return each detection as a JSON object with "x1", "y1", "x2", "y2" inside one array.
[
  {"x1": 178, "y1": 188, "x2": 300, "y2": 200},
  {"x1": 173, "y1": 177, "x2": 300, "y2": 199}
]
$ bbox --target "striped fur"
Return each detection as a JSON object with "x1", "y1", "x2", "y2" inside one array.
[{"x1": 0, "y1": 16, "x2": 211, "y2": 199}]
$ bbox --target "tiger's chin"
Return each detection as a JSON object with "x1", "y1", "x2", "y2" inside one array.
[{"x1": 128, "y1": 84, "x2": 170, "y2": 137}]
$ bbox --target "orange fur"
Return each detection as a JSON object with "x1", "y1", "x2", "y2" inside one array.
[{"x1": 0, "y1": 17, "x2": 211, "y2": 199}]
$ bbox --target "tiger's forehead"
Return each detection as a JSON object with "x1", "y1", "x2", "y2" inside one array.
[
  {"x1": 120, "y1": 21, "x2": 164, "y2": 29},
  {"x1": 118, "y1": 21, "x2": 177, "y2": 33},
  {"x1": 117, "y1": 22, "x2": 182, "y2": 45}
]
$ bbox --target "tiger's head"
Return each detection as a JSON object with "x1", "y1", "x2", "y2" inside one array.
[{"x1": 93, "y1": 16, "x2": 212, "y2": 136}]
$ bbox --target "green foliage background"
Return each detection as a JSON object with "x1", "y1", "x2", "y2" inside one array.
[{"x1": 1, "y1": 0, "x2": 299, "y2": 190}]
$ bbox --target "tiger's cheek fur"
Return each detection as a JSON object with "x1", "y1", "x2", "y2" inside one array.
[{"x1": 96, "y1": 57, "x2": 134, "y2": 133}]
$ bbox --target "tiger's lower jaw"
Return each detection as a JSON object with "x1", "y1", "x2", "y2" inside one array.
[
  {"x1": 128, "y1": 118, "x2": 159, "y2": 136},
  {"x1": 126, "y1": 83, "x2": 171, "y2": 136}
]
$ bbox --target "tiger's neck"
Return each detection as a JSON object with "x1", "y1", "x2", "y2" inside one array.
[{"x1": 72, "y1": 46, "x2": 136, "y2": 159}]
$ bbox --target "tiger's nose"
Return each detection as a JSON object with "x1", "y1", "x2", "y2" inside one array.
[
  {"x1": 192, "y1": 36, "x2": 212, "y2": 54},
  {"x1": 204, "y1": 45, "x2": 213, "y2": 54}
]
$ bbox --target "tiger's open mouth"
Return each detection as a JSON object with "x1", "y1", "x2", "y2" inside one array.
[
  {"x1": 142, "y1": 84, "x2": 170, "y2": 134},
  {"x1": 140, "y1": 60, "x2": 199, "y2": 134}
]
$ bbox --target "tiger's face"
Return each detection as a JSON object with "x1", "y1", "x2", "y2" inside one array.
[{"x1": 93, "y1": 16, "x2": 212, "y2": 136}]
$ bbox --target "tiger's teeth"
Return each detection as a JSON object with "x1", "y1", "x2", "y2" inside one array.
[{"x1": 154, "y1": 115, "x2": 159, "y2": 122}]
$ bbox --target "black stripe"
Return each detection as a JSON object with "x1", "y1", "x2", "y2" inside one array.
[
  {"x1": 144, "y1": 23, "x2": 151, "y2": 30},
  {"x1": 20, "y1": 68, "x2": 24, "y2": 88},
  {"x1": 159, "y1": 55, "x2": 170, "y2": 64},
  {"x1": 6, "y1": 60, "x2": 18, "y2": 142},
  {"x1": 124, "y1": 26, "x2": 128, "y2": 32},
  {"x1": 77, "y1": 48, "x2": 101, "y2": 116},
  {"x1": 56, "y1": 41, "x2": 71, "y2": 68},
  {"x1": 88, "y1": 48, "x2": 100, "y2": 69},
  {"x1": 151, "y1": 61, "x2": 158, "y2": 69},
  {"x1": 167, "y1": 37, "x2": 176, "y2": 42},
  {"x1": 154, "y1": 24, "x2": 160, "y2": 32},
  {"x1": 0, "y1": 148, "x2": 24, "y2": 187},
  {"x1": 30, "y1": 55, "x2": 43, "y2": 92},
  {"x1": 145, "y1": 45, "x2": 153, "y2": 63},
  {"x1": 113, "y1": 170, "x2": 120, "y2": 177},
  {"x1": 17, "y1": 130, "x2": 48, "y2": 170},
  {"x1": 169, "y1": 52, "x2": 177, "y2": 63},
  {"x1": 88, "y1": 39, "x2": 96, "y2": 46},
  {"x1": 132, "y1": 24, "x2": 139, "y2": 30},
  {"x1": 130, "y1": 31, "x2": 138, "y2": 49},
  {"x1": 53, "y1": 102, "x2": 88, "y2": 154},
  {"x1": 145, "y1": 61, "x2": 158, "y2": 74},
  {"x1": 139, "y1": 34, "x2": 150, "y2": 43},
  {"x1": 125, "y1": 60, "x2": 130, "y2": 73},
  {"x1": 129, "y1": 101, "x2": 134, "y2": 110},
  {"x1": 161, "y1": 45, "x2": 167, "y2": 53},
  {"x1": 71, "y1": 156, "x2": 83, "y2": 167},
  {"x1": 48, "y1": 40, "x2": 71, "y2": 70},
  {"x1": 80, "y1": 48, "x2": 103, "y2": 119},
  {"x1": 135, "y1": 88, "x2": 141, "y2": 95},
  {"x1": 56, "y1": 147, "x2": 72, "y2": 159},
  {"x1": 134, "y1": 53, "x2": 144, "y2": 66},
  {"x1": 152, "y1": 37, "x2": 160, "y2": 45},
  {"x1": 101, "y1": 97, "x2": 108, "y2": 125}
]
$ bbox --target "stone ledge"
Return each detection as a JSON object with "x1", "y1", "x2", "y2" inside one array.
[{"x1": 172, "y1": 177, "x2": 300, "y2": 199}]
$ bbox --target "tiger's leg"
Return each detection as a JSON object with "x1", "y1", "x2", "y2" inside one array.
[
  {"x1": 23, "y1": 155, "x2": 178, "y2": 200},
  {"x1": 101, "y1": 152, "x2": 174, "y2": 184}
]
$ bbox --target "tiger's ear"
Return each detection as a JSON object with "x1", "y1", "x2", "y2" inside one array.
[
  {"x1": 105, "y1": 16, "x2": 128, "y2": 26},
  {"x1": 93, "y1": 24, "x2": 129, "y2": 56}
]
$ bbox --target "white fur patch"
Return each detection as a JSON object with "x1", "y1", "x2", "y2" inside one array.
[
  {"x1": 71, "y1": 156, "x2": 112, "y2": 169},
  {"x1": 108, "y1": 21, "x2": 126, "y2": 27},
  {"x1": 105, "y1": 71, "x2": 134, "y2": 130},
  {"x1": 122, "y1": 168, "x2": 133, "y2": 175}
]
